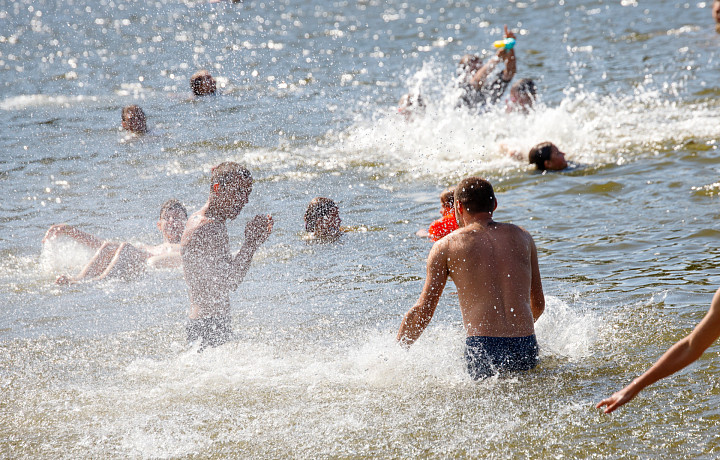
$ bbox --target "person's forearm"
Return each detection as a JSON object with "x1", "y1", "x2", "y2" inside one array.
[
  {"x1": 626, "y1": 339, "x2": 703, "y2": 395},
  {"x1": 502, "y1": 53, "x2": 516, "y2": 81},
  {"x1": 228, "y1": 241, "x2": 259, "y2": 290},
  {"x1": 397, "y1": 304, "x2": 432, "y2": 347}
]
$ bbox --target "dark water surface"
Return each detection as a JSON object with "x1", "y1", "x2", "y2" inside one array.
[{"x1": 2, "y1": 0, "x2": 720, "y2": 457}]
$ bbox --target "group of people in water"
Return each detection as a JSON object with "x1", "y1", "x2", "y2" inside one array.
[{"x1": 41, "y1": 21, "x2": 720, "y2": 415}]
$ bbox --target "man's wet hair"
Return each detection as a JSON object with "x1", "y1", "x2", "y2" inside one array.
[
  {"x1": 511, "y1": 78, "x2": 537, "y2": 99},
  {"x1": 440, "y1": 188, "x2": 455, "y2": 209},
  {"x1": 159, "y1": 199, "x2": 188, "y2": 220},
  {"x1": 121, "y1": 105, "x2": 147, "y2": 133},
  {"x1": 528, "y1": 142, "x2": 554, "y2": 171},
  {"x1": 210, "y1": 162, "x2": 252, "y2": 189},
  {"x1": 454, "y1": 177, "x2": 496, "y2": 214},
  {"x1": 190, "y1": 69, "x2": 217, "y2": 96},
  {"x1": 305, "y1": 197, "x2": 338, "y2": 232}
]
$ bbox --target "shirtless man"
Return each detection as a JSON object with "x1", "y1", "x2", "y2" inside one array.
[
  {"x1": 44, "y1": 199, "x2": 187, "y2": 284},
  {"x1": 181, "y1": 162, "x2": 273, "y2": 349},
  {"x1": 397, "y1": 177, "x2": 545, "y2": 379}
]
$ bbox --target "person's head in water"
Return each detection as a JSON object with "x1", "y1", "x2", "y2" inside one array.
[
  {"x1": 440, "y1": 188, "x2": 455, "y2": 213},
  {"x1": 209, "y1": 162, "x2": 253, "y2": 220},
  {"x1": 454, "y1": 177, "x2": 497, "y2": 224},
  {"x1": 158, "y1": 199, "x2": 188, "y2": 244},
  {"x1": 713, "y1": 0, "x2": 720, "y2": 30},
  {"x1": 508, "y1": 79, "x2": 537, "y2": 113},
  {"x1": 398, "y1": 93, "x2": 426, "y2": 119},
  {"x1": 305, "y1": 197, "x2": 341, "y2": 238},
  {"x1": 121, "y1": 105, "x2": 147, "y2": 134},
  {"x1": 190, "y1": 70, "x2": 217, "y2": 96},
  {"x1": 528, "y1": 142, "x2": 568, "y2": 171}
]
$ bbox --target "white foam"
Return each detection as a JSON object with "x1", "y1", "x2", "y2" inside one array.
[
  {"x1": 39, "y1": 238, "x2": 95, "y2": 274},
  {"x1": 0, "y1": 94, "x2": 100, "y2": 111}
]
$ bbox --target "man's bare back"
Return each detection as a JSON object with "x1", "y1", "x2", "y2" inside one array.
[{"x1": 442, "y1": 220, "x2": 543, "y2": 337}]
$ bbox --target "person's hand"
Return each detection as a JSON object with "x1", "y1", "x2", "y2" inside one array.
[
  {"x1": 595, "y1": 386, "x2": 637, "y2": 414},
  {"x1": 504, "y1": 24, "x2": 516, "y2": 40},
  {"x1": 244, "y1": 214, "x2": 273, "y2": 248},
  {"x1": 43, "y1": 224, "x2": 70, "y2": 243}
]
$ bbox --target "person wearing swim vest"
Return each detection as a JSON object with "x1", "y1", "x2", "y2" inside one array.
[
  {"x1": 398, "y1": 176, "x2": 545, "y2": 379},
  {"x1": 427, "y1": 188, "x2": 458, "y2": 242}
]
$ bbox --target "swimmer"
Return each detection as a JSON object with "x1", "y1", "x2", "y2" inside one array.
[
  {"x1": 597, "y1": 286, "x2": 720, "y2": 413},
  {"x1": 398, "y1": 93, "x2": 426, "y2": 120},
  {"x1": 506, "y1": 78, "x2": 537, "y2": 114},
  {"x1": 713, "y1": 0, "x2": 720, "y2": 32},
  {"x1": 190, "y1": 69, "x2": 217, "y2": 96},
  {"x1": 181, "y1": 162, "x2": 273, "y2": 349},
  {"x1": 44, "y1": 199, "x2": 188, "y2": 284},
  {"x1": 304, "y1": 197, "x2": 343, "y2": 241},
  {"x1": 528, "y1": 142, "x2": 568, "y2": 171},
  {"x1": 416, "y1": 188, "x2": 458, "y2": 241},
  {"x1": 397, "y1": 177, "x2": 545, "y2": 379},
  {"x1": 457, "y1": 25, "x2": 517, "y2": 110},
  {"x1": 121, "y1": 105, "x2": 147, "y2": 134}
]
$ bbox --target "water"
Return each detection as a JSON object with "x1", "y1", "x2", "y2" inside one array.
[{"x1": 2, "y1": 0, "x2": 720, "y2": 457}]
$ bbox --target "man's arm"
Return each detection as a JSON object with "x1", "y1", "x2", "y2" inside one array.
[
  {"x1": 226, "y1": 214, "x2": 273, "y2": 291},
  {"x1": 596, "y1": 286, "x2": 720, "y2": 414},
  {"x1": 396, "y1": 241, "x2": 449, "y2": 347},
  {"x1": 43, "y1": 224, "x2": 105, "y2": 249},
  {"x1": 469, "y1": 25, "x2": 516, "y2": 91},
  {"x1": 528, "y1": 236, "x2": 545, "y2": 322}
]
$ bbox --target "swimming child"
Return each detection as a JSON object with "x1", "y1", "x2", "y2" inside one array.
[
  {"x1": 190, "y1": 69, "x2": 217, "y2": 96},
  {"x1": 304, "y1": 197, "x2": 343, "y2": 240},
  {"x1": 44, "y1": 199, "x2": 187, "y2": 284},
  {"x1": 416, "y1": 188, "x2": 458, "y2": 241},
  {"x1": 121, "y1": 105, "x2": 147, "y2": 134},
  {"x1": 528, "y1": 142, "x2": 568, "y2": 171}
]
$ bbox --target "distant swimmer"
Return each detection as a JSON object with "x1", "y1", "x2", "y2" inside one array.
[
  {"x1": 190, "y1": 69, "x2": 217, "y2": 96},
  {"x1": 713, "y1": 0, "x2": 720, "y2": 32},
  {"x1": 181, "y1": 162, "x2": 273, "y2": 349},
  {"x1": 397, "y1": 177, "x2": 545, "y2": 379},
  {"x1": 398, "y1": 93, "x2": 426, "y2": 120},
  {"x1": 597, "y1": 286, "x2": 720, "y2": 413},
  {"x1": 121, "y1": 105, "x2": 147, "y2": 134},
  {"x1": 457, "y1": 25, "x2": 516, "y2": 110},
  {"x1": 528, "y1": 142, "x2": 568, "y2": 171},
  {"x1": 304, "y1": 197, "x2": 343, "y2": 241},
  {"x1": 506, "y1": 78, "x2": 537, "y2": 114},
  {"x1": 44, "y1": 199, "x2": 187, "y2": 284},
  {"x1": 416, "y1": 188, "x2": 458, "y2": 241}
]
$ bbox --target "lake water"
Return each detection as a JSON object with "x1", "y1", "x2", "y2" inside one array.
[{"x1": 2, "y1": 0, "x2": 720, "y2": 457}]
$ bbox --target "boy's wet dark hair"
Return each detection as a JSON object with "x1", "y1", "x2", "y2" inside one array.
[
  {"x1": 454, "y1": 177, "x2": 495, "y2": 214},
  {"x1": 159, "y1": 199, "x2": 188, "y2": 220},
  {"x1": 210, "y1": 162, "x2": 252, "y2": 189}
]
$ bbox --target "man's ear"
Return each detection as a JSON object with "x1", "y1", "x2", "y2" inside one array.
[{"x1": 493, "y1": 199, "x2": 498, "y2": 212}]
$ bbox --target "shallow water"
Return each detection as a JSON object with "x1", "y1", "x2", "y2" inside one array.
[{"x1": 2, "y1": 0, "x2": 720, "y2": 457}]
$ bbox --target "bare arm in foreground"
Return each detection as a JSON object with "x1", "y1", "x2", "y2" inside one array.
[
  {"x1": 396, "y1": 240, "x2": 448, "y2": 347},
  {"x1": 596, "y1": 286, "x2": 720, "y2": 413}
]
